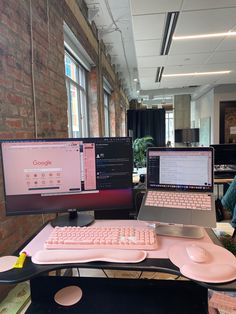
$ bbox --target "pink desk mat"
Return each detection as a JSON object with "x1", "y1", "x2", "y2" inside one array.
[{"x1": 21, "y1": 220, "x2": 213, "y2": 259}]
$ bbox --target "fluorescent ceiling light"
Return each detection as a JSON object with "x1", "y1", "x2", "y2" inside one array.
[
  {"x1": 160, "y1": 11, "x2": 179, "y2": 55},
  {"x1": 155, "y1": 66, "x2": 164, "y2": 82},
  {"x1": 173, "y1": 31, "x2": 236, "y2": 40},
  {"x1": 163, "y1": 71, "x2": 231, "y2": 77},
  {"x1": 153, "y1": 96, "x2": 173, "y2": 100}
]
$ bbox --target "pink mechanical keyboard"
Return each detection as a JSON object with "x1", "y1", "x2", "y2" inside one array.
[
  {"x1": 145, "y1": 191, "x2": 211, "y2": 210},
  {"x1": 44, "y1": 226, "x2": 158, "y2": 250}
]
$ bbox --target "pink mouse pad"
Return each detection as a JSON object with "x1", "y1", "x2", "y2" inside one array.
[
  {"x1": 0, "y1": 256, "x2": 18, "y2": 272},
  {"x1": 168, "y1": 242, "x2": 236, "y2": 283}
]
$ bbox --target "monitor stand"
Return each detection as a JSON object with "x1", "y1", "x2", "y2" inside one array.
[
  {"x1": 51, "y1": 209, "x2": 94, "y2": 227},
  {"x1": 155, "y1": 224, "x2": 204, "y2": 239}
]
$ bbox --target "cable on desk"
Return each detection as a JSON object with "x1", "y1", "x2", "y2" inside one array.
[
  {"x1": 102, "y1": 270, "x2": 143, "y2": 279},
  {"x1": 174, "y1": 275, "x2": 181, "y2": 280},
  {"x1": 102, "y1": 269, "x2": 109, "y2": 278},
  {"x1": 134, "y1": 190, "x2": 146, "y2": 218}
]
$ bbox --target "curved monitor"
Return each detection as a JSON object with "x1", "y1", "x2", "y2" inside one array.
[{"x1": 0, "y1": 137, "x2": 133, "y2": 226}]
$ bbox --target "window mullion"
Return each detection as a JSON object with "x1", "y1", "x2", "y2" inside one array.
[{"x1": 66, "y1": 79, "x2": 73, "y2": 137}]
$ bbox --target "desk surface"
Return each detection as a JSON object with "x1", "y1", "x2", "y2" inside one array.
[
  {"x1": 214, "y1": 178, "x2": 234, "y2": 184},
  {"x1": 0, "y1": 220, "x2": 235, "y2": 292}
]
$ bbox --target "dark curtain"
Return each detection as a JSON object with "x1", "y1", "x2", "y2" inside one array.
[{"x1": 127, "y1": 109, "x2": 166, "y2": 146}]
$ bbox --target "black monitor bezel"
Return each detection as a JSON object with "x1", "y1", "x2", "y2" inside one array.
[
  {"x1": 210, "y1": 143, "x2": 236, "y2": 165},
  {"x1": 0, "y1": 137, "x2": 134, "y2": 217},
  {"x1": 146, "y1": 146, "x2": 214, "y2": 193}
]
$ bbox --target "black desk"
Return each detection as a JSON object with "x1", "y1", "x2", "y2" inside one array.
[{"x1": 0, "y1": 222, "x2": 235, "y2": 313}]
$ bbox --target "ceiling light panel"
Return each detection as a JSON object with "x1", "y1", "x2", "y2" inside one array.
[
  {"x1": 135, "y1": 39, "x2": 162, "y2": 57},
  {"x1": 216, "y1": 33, "x2": 236, "y2": 51},
  {"x1": 170, "y1": 38, "x2": 223, "y2": 55},
  {"x1": 207, "y1": 51, "x2": 236, "y2": 64},
  {"x1": 174, "y1": 8, "x2": 236, "y2": 36},
  {"x1": 216, "y1": 76, "x2": 236, "y2": 85},
  {"x1": 167, "y1": 53, "x2": 211, "y2": 65},
  {"x1": 137, "y1": 55, "x2": 167, "y2": 68},
  {"x1": 187, "y1": 76, "x2": 226, "y2": 85},
  {"x1": 132, "y1": 14, "x2": 165, "y2": 40},
  {"x1": 140, "y1": 79, "x2": 161, "y2": 90},
  {"x1": 138, "y1": 67, "x2": 158, "y2": 77},
  {"x1": 159, "y1": 78, "x2": 191, "y2": 89},
  {"x1": 130, "y1": 0, "x2": 182, "y2": 15},
  {"x1": 182, "y1": 0, "x2": 236, "y2": 11}
]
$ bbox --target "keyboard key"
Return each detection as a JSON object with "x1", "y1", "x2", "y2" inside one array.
[
  {"x1": 145, "y1": 191, "x2": 211, "y2": 210},
  {"x1": 44, "y1": 226, "x2": 158, "y2": 250}
]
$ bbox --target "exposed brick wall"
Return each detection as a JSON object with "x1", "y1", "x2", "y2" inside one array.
[
  {"x1": 33, "y1": 0, "x2": 68, "y2": 138},
  {"x1": 0, "y1": 0, "x2": 69, "y2": 264},
  {"x1": 0, "y1": 0, "x2": 70, "y2": 300},
  {"x1": 0, "y1": 0, "x2": 129, "y2": 299}
]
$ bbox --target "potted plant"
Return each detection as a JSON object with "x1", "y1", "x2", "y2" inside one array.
[{"x1": 133, "y1": 136, "x2": 154, "y2": 168}]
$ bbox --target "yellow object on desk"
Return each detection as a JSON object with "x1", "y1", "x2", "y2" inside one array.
[{"x1": 13, "y1": 252, "x2": 27, "y2": 268}]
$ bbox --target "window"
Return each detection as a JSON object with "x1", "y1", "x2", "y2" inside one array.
[
  {"x1": 103, "y1": 78, "x2": 113, "y2": 137},
  {"x1": 65, "y1": 52, "x2": 88, "y2": 138},
  {"x1": 104, "y1": 90, "x2": 110, "y2": 136},
  {"x1": 165, "y1": 110, "x2": 174, "y2": 145}
]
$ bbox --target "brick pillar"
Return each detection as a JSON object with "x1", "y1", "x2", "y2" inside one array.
[
  {"x1": 110, "y1": 92, "x2": 116, "y2": 136},
  {"x1": 87, "y1": 67, "x2": 100, "y2": 136}
]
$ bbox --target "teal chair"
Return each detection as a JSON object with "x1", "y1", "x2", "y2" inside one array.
[{"x1": 221, "y1": 176, "x2": 236, "y2": 239}]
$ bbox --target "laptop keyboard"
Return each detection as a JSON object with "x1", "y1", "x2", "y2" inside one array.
[
  {"x1": 44, "y1": 226, "x2": 158, "y2": 250},
  {"x1": 145, "y1": 191, "x2": 211, "y2": 210}
]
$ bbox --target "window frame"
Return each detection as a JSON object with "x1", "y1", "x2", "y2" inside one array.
[
  {"x1": 165, "y1": 110, "x2": 174, "y2": 145},
  {"x1": 103, "y1": 90, "x2": 110, "y2": 137},
  {"x1": 65, "y1": 51, "x2": 89, "y2": 138}
]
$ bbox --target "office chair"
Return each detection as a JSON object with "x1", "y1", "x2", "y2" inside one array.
[{"x1": 221, "y1": 176, "x2": 236, "y2": 242}]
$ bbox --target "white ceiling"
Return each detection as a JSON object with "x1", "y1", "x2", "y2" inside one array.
[{"x1": 84, "y1": 0, "x2": 236, "y2": 101}]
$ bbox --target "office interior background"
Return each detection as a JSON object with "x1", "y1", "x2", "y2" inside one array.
[{"x1": 1, "y1": 0, "x2": 236, "y2": 299}]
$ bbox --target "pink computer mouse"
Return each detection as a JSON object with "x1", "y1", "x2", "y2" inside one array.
[{"x1": 186, "y1": 244, "x2": 209, "y2": 263}]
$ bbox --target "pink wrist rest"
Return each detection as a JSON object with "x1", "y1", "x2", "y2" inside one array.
[
  {"x1": 32, "y1": 249, "x2": 147, "y2": 264},
  {"x1": 168, "y1": 242, "x2": 236, "y2": 283}
]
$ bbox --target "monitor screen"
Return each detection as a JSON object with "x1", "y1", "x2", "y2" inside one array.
[
  {"x1": 0, "y1": 137, "x2": 133, "y2": 226},
  {"x1": 147, "y1": 148, "x2": 213, "y2": 193},
  {"x1": 210, "y1": 144, "x2": 236, "y2": 166},
  {"x1": 175, "y1": 128, "x2": 199, "y2": 143}
]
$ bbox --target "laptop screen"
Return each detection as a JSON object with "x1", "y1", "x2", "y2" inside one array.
[{"x1": 146, "y1": 147, "x2": 213, "y2": 193}]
